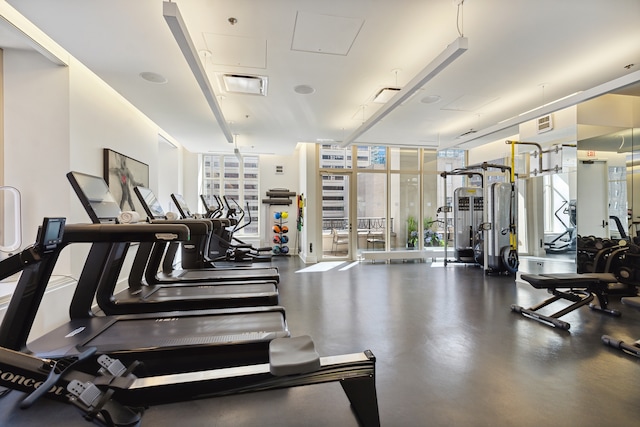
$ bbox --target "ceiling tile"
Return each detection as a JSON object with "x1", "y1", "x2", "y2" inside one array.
[
  {"x1": 203, "y1": 33, "x2": 267, "y2": 69},
  {"x1": 291, "y1": 11, "x2": 364, "y2": 55},
  {"x1": 441, "y1": 95, "x2": 499, "y2": 112}
]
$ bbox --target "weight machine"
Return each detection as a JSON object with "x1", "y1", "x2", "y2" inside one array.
[{"x1": 440, "y1": 157, "x2": 518, "y2": 274}]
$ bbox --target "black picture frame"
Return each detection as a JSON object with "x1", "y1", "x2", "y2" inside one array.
[{"x1": 103, "y1": 148, "x2": 149, "y2": 212}]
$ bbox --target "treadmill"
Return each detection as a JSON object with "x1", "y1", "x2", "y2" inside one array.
[
  {"x1": 131, "y1": 184, "x2": 280, "y2": 285},
  {"x1": 0, "y1": 218, "x2": 289, "y2": 375},
  {"x1": 0, "y1": 219, "x2": 380, "y2": 427},
  {"x1": 65, "y1": 172, "x2": 279, "y2": 313},
  {"x1": 67, "y1": 172, "x2": 280, "y2": 285}
]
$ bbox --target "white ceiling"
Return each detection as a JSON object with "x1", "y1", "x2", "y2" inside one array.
[{"x1": 3, "y1": 0, "x2": 640, "y2": 155}]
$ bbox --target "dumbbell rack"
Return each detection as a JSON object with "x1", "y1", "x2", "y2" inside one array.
[{"x1": 272, "y1": 211, "x2": 290, "y2": 255}]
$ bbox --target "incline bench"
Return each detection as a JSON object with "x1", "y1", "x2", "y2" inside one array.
[{"x1": 511, "y1": 273, "x2": 622, "y2": 330}]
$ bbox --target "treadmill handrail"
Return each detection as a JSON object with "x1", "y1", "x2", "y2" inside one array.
[
  {"x1": 149, "y1": 218, "x2": 211, "y2": 235},
  {"x1": 62, "y1": 223, "x2": 191, "y2": 243}
]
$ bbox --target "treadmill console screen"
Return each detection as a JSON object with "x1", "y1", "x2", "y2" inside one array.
[
  {"x1": 134, "y1": 186, "x2": 166, "y2": 219},
  {"x1": 171, "y1": 194, "x2": 192, "y2": 218},
  {"x1": 36, "y1": 217, "x2": 66, "y2": 253},
  {"x1": 67, "y1": 171, "x2": 121, "y2": 223}
]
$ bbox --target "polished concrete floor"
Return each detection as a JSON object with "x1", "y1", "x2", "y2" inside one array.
[{"x1": 2, "y1": 256, "x2": 640, "y2": 426}]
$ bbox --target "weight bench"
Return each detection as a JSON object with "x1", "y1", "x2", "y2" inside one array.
[
  {"x1": 602, "y1": 296, "x2": 640, "y2": 358},
  {"x1": 511, "y1": 273, "x2": 621, "y2": 330}
]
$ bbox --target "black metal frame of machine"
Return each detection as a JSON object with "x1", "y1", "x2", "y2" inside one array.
[
  {"x1": 0, "y1": 217, "x2": 381, "y2": 426},
  {"x1": 440, "y1": 161, "x2": 518, "y2": 274}
]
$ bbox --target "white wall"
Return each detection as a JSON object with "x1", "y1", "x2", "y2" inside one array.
[
  {"x1": 1, "y1": 48, "x2": 186, "y2": 335},
  {"x1": 298, "y1": 143, "x2": 319, "y2": 263},
  {"x1": 519, "y1": 106, "x2": 578, "y2": 146},
  {"x1": 3, "y1": 49, "x2": 71, "y2": 250},
  {"x1": 68, "y1": 58, "x2": 161, "y2": 214},
  {"x1": 260, "y1": 152, "x2": 300, "y2": 251},
  {"x1": 298, "y1": 144, "x2": 309, "y2": 261},
  {"x1": 468, "y1": 136, "x2": 516, "y2": 165},
  {"x1": 157, "y1": 140, "x2": 184, "y2": 214},
  {"x1": 180, "y1": 150, "x2": 199, "y2": 214}
]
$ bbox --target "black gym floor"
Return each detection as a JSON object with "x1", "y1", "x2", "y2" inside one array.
[{"x1": 1, "y1": 255, "x2": 639, "y2": 426}]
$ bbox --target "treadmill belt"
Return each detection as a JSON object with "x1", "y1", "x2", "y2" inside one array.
[
  {"x1": 176, "y1": 269, "x2": 278, "y2": 281},
  {"x1": 84, "y1": 312, "x2": 286, "y2": 349},
  {"x1": 148, "y1": 283, "x2": 276, "y2": 299}
]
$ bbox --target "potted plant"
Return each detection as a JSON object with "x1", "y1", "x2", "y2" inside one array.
[
  {"x1": 423, "y1": 217, "x2": 442, "y2": 247},
  {"x1": 407, "y1": 216, "x2": 418, "y2": 248}
]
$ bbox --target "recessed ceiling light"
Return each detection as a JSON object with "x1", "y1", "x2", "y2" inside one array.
[
  {"x1": 294, "y1": 84, "x2": 315, "y2": 95},
  {"x1": 139, "y1": 71, "x2": 168, "y2": 84},
  {"x1": 420, "y1": 95, "x2": 441, "y2": 104}
]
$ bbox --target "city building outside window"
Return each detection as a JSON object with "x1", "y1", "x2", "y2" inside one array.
[{"x1": 202, "y1": 154, "x2": 260, "y2": 235}]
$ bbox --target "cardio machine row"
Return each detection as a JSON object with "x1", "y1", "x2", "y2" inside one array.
[{"x1": 0, "y1": 171, "x2": 380, "y2": 426}]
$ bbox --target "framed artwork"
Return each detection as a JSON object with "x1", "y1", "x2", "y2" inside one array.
[{"x1": 103, "y1": 148, "x2": 149, "y2": 212}]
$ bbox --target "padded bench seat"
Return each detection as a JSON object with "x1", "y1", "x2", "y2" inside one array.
[
  {"x1": 519, "y1": 273, "x2": 617, "y2": 289},
  {"x1": 513, "y1": 272, "x2": 622, "y2": 330}
]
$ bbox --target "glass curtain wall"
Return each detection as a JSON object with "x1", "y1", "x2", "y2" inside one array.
[
  {"x1": 319, "y1": 145, "x2": 352, "y2": 258},
  {"x1": 436, "y1": 149, "x2": 466, "y2": 247},
  {"x1": 201, "y1": 154, "x2": 260, "y2": 235},
  {"x1": 319, "y1": 144, "x2": 467, "y2": 258},
  {"x1": 423, "y1": 150, "x2": 442, "y2": 247},
  {"x1": 356, "y1": 146, "x2": 388, "y2": 252},
  {"x1": 390, "y1": 148, "x2": 420, "y2": 250},
  {"x1": 356, "y1": 172, "x2": 387, "y2": 252},
  {"x1": 322, "y1": 173, "x2": 351, "y2": 258}
]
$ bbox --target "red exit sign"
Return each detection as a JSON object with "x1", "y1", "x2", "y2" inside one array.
[{"x1": 586, "y1": 150, "x2": 596, "y2": 157}]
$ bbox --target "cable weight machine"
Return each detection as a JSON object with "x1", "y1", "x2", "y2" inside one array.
[{"x1": 440, "y1": 159, "x2": 519, "y2": 274}]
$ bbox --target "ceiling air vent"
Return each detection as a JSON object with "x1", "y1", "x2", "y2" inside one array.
[
  {"x1": 457, "y1": 129, "x2": 477, "y2": 139},
  {"x1": 373, "y1": 87, "x2": 401, "y2": 104},
  {"x1": 221, "y1": 73, "x2": 268, "y2": 96},
  {"x1": 537, "y1": 114, "x2": 553, "y2": 134}
]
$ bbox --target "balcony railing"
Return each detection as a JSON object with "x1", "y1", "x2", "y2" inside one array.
[{"x1": 322, "y1": 217, "x2": 393, "y2": 232}]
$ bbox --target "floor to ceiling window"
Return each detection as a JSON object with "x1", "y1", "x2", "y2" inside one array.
[
  {"x1": 201, "y1": 154, "x2": 260, "y2": 235},
  {"x1": 390, "y1": 148, "x2": 419, "y2": 251},
  {"x1": 318, "y1": 144, "x2": 464, "y2": 259}
]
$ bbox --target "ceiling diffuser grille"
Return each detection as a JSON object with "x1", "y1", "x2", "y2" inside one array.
[
  {"x1": 537, "y1": 114, "x2": 553, "y2": 133},
  {"x1": 221, "y1": 74, "x2": 268, "y2": 96}
]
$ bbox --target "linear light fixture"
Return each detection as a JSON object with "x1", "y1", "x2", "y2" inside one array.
[
  {"x1": 0, "y1": 10, "x2": 68, "y2": 66},
  {"x1": 163, "y1": 1, "x2": 234, "y2": 143},
  {"x1": 338, "y1": 37, "x2": 468, "y2": 148},
  {"x1": 451, "y1": 68, "x2": 640, "y2": 149}
]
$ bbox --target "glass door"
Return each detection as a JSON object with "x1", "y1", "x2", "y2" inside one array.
[
  {"x1": 356, "y1": 172, "x2": 387, "y2": 253},
  {"x1": 321, "y1": 172, "x2": 352, "y2": 259}
]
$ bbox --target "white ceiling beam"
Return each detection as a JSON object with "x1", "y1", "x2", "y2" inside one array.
[
  {"x1": 448, "y1": 68, "x2": 640, "y2": 150},
  {"x1": 339, "y1": 37, "x2": 468, "y2": 148},
  {"x1": 163, "y1": 1, "x2": 234, "y2": 144}
]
